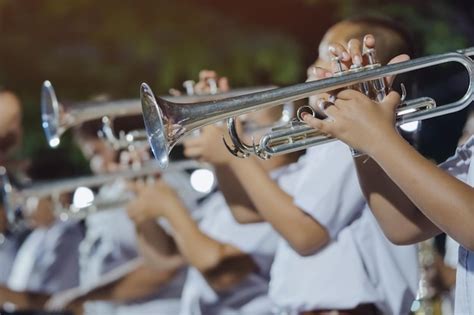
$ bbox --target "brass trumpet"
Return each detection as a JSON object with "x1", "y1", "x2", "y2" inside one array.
[
  {"x1": 41, "y1": 81, "x2": 275, "y2": 148},
  {"x1": 141, "y1": 48, "x2": 474, "y2": 168}
]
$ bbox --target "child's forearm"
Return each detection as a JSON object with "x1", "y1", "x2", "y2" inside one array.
[
  {"x1": 354, "y1": 156, "x2": 441, "y2": 244},
  {"x1": 228, "y1": 157, "x2": 329, "y2": 256},
  {"x1": 214, "y1": 165, "x2": 263, "y2": 223},
  {"x1": 0, "y1": 286, "x2": 49, "y2": 310},
  {"x1": 369, "y1": 132, "x2": 474, "y2": 249},
  {"x1": 162, "y1": 204, "x2": 257, "y2": 290}
]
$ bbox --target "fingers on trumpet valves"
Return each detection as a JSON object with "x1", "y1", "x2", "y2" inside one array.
[
  {"x1": 296, "y1": 105, "x2": 316, "y2": 122},
  {"x1": 307, "y1": 66, "x2": 333, "y2": 80},
  {"x1": 329, "y1": 43, "x2": 352, "y2": 74},
  {"x1": 362, "y1": 34, "x2": 376, "y2": 64},
  {"x1": 298, "y1": 99, "x2": 335, "y2": 122},
  {"x1": 348, "y1": 38, "x2": 363, "y2": 67}
]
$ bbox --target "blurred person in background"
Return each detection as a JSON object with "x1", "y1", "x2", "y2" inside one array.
[
  {"x1": 0, "y1": 150, "x2": 84, "y2": 313},
  {"x1": 126, "y1": 72, "x2": 281, "y2": 315},
  {"x1": 45, "y1": 119, "x2": 187, "y2": 315}
]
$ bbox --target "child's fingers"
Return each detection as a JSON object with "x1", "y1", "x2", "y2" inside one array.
[
  {"x1": 182, "y1": 136, "x2": 202, "y2": 148},
  {"x1": 307, "y1": 66, "x2": 333, "y2": 81},
  {"x1": 329, "y1": 43, "x2": 351, "y2": 72},
  {"x1": 303, "y1": 115, "x2": 333, "y2": 135},
  {"x1": 381, "y1": 91, "x2": 402, "y2": 112},
  {"x1": 183, "y1": 146, "x2": 203, "y2": 159},
  {"x1": 363, "y1": 34, "x2": 376, "y2": 50},
  {"x1": 348, "y1": 38, "x2": 363, "y2": 67},
  {"x1": 335, "y1": 89, "x2": 364, "y2": 101}
]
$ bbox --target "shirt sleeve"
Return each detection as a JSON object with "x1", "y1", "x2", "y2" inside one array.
[{"x1": 292, "y1": 143, "x2": 366, "y2": 239}]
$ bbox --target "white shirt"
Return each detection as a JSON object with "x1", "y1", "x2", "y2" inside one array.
[
  {"x1": 440, "y1": 135, "x2": 474, "y2": 315},
  {"x1": 350, "y1": 208, "x2": 419, "y2": 315},
  {"x1": 0, "y1": 234, "x2": 21, "y2": 285},
  {"x1": 8, "y1": 221, "x2": 82, "y2": 294},
  {"x1": 179, "y1": 192, "x2": 278, "y2": 315},
  {"x1": 270, "y1": 142, "x2": 418, "y2": 314},
  {"x1": 81, "y1": 180, "x2": 185, "y2": 315}
]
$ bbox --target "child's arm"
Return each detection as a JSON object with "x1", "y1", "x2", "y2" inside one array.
[
  {"x1": 303, "y1": 89, "x2": 474, "y2": 250},
  {"x1": 183, "y1": 126, "x2": 329, "y2": 256},
  {"x1": 184, "y1": 126, "x2": 265, "y2": 224},
  {"x1": 128, "y1": 180, "x2": 260, "y2": 292}
]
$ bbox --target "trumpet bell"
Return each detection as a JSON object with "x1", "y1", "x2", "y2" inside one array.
[
  {"x1": 41, "y1": 80, "x2": 61, "y2": 148},
  {"x1": 141, "y1": 83, "x2": 172, "y2": 168}
]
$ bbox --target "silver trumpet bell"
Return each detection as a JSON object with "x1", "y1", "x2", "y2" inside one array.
[
  {"x1": 140, "y1": 84, "x2": 278, "y2": 168},
  {"x1": 141, "y1": 48, "x2": 474, "y2": 167},
  {"x1": 41, "y1": 80, "x2": 143, "y2": 148}
]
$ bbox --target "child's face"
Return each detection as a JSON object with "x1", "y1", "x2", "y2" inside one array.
[{"x1": 0, "y1": 92, "x2": 22, "y2": 156}]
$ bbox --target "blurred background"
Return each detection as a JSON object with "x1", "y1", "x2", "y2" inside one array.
[{"x1": 0, "y1": 0, "x2": 473, "y2": 172}]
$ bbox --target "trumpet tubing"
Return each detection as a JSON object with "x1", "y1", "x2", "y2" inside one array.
[
  {"x1": 140, "y1": 49, "x2": 474, "y2": 167},
  {"x1": 41, "y1": 80, "x2": 276, "y2": 148},
  {"x1": 0, "y1": 160, "x2": 206, "y2": 230}
]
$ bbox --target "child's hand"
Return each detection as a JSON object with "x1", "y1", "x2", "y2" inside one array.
[
  {"x1": 302, "y1": 90, "x2": 401, "y2": 155},
  {"x1": 127, "y1": 179, "x2": 183, "y2": 225},
  {"x1": 183, "y1": 124, "x2": 235, "y2": 165}
]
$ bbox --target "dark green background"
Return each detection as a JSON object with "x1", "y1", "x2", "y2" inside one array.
[{"x1": 0, "y1": 0, "x2": 473, "y2": 173}]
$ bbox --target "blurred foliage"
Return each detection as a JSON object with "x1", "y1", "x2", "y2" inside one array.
[
  {"x1": 304, "y1": 0, "x2": 471, "y2": 54},
  {"x1": 0, "y1": 0, "x2": 472, "y2": 170}
]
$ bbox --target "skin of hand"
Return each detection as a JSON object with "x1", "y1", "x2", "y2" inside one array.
[
  {"x1": 126, "y1": 179, "x2": 185, "y2": 226},
  {"x1": 303, "y1": 89, "x2": 401, "y2": 155},
  {"x1": 183, "y1": 123, "x2": 238, "y2": 165},
  {"x1": 127, "y1": 176, "x2": 260, "y2": 292}
]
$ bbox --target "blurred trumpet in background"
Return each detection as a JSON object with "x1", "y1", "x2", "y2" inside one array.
[{"x1": 0, "y1": 160, "x2": 214, "y2": 232}]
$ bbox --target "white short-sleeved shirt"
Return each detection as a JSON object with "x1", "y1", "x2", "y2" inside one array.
[
  {"x1": 439, "y1": 135, "x2": 474, "y2": 315},
  {"x1": 179, "y1": 192, "x2": 279, "y2": 315},
  {"x1": 350, "y1": 208, "x2": 419, "y2": 315},
  {"x1": 8, "y1": 221, "x2": 83, "y2": 294},
  {"x1": 270, "y1": 142, "x2": 418, "y2": 314},
  {"x1": 81, "y1": 180, "x2": 184, "y2": 315},
  {"x1": 0, "y1": 234, "x2": 20, "y2": 285}
]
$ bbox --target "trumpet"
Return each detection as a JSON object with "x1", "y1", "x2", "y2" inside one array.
[
  {"x1": 0, "y1": 160, "x2": 209, "y2": 230},
  {"x1": 140, "y1": 48, "x2": 474, "y2": 168},
  {"x1": 41, "y1": 80, "x2": 276, "y2": 148}
]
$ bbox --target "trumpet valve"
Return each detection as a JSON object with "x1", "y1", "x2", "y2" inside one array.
[{"x1": 331, "y1": 55, "x2": 345, "y2": 75}]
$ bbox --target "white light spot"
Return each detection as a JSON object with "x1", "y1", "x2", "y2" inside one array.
[
  {"x1": 190, "y1": 169, "x2": 215, "y2": 194},
  {"x1": 72, "y1": 187, "x2": 95, "y2": 209},
  {"x1": 49, "y1": 137, "x2": 60, "y2": 148},
  {"x1": 400, "y1": 121, "x2": 419, "y2": 132}
]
